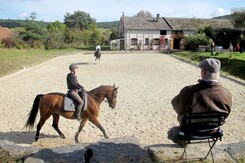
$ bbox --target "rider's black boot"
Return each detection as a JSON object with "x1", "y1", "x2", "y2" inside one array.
[{"x1": 76, "y1": 108, "x2": 83, "y2": 121}]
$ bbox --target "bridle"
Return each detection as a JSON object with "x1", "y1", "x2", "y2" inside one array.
[{"x1": 105, "y1": 89, "x2": 117, "y2": 108}]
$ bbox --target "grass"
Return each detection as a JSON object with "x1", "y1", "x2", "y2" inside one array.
[
  {"x1": 174, "y1": 51, "x2": 245, "y2": 80},
  {"x1": 0, "y1": 48, "x2": 80, "y2": 77},
  {"x1": 0, "y1": 46, "x2": 112, "y2": 78}
]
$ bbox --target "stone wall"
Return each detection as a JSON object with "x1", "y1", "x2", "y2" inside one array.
[{"x1": 0, "y1": 137, "x2": 244, "y2": 162}]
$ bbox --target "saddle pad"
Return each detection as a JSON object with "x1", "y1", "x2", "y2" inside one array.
[
  {"x1": 63, "y1": 94, "x2": 76, "y2": 112},
  {"x1": 63, "y1": 93, "x2": 88, "y2": 112}
]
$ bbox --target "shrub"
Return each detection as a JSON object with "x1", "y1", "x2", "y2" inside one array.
[
  {"x1": 45, "y1": 32, "x2": 65, "y2": 50},
  {"x1": 2, "y1": 38, "x2": 16, "y2": 48},
  {"x1": 185, "y1": 33, "x2": 209, "y2": 51},
  {"x1": 0, "y1": 41, "x2": 5, "y2": 48}
]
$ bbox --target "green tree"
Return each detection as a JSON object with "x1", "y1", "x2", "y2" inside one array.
[
  {"x1": 196, "y1": 26, "x2": 216, "y2": 41},
  {"x1": 45, "y1": 21, "x2": 66, "y2": 49},
  {"x1": 135, "y1": 10, "x2": 153, "y2": 17},
  {"x1": 72, "y1": 28, "x2": 85, "y2": 47},
  {"x1": 109, "y1": 28, "x2": 119, "y2": 40},
  {"x1": 231, "y1": 8, "x2": 245, "y2": 50},
  {"x1": 64, "y1": 28, "x2": 76, "y2": 44},
  {"x1": 231, "y1": 8, "x2": 245, "y2": 29},
  {"x1": 47, "y1": 21, "x2": 66, "y2": 32},
  {"x1": 101, "y1": 30, "x2": 112, "y2": 45},
  {"x1": 19, "y1": 12, "x2": 47, "y2": 48},
  {"x1": 185, "y1": 33, "x2": 209, "y2": 51},
  {"x1": 81, "y1": 29, "x2": 92, "y2": 46},
  {"x1": 64, "y1": 11, "x2": 96, "y2": 30},
  {"x1": 89, "y1": 24, "x2": 103, "y2": 45}
]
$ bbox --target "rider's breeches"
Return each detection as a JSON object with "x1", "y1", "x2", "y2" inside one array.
[{"x1": 68, "y1": 90, "x2": 83, "y2": 113}]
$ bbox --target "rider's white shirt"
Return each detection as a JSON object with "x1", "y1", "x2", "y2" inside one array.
[{"x1": 96, "y1": 45, "x2": 101, "y2": 51}]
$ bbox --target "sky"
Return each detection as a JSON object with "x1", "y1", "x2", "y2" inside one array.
[{"x1": 0, "y1": 0, "x2": 244, "y2": 22}]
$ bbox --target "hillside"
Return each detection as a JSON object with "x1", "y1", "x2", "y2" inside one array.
[
  {"x1": 0, "y1": 19, "x2": 25, "y2": 28},
  {"x1": 96, "y1": 21, "x2": 119, "y2": 29},
  {"x1": 212, "y1": 14, "x2": 233, "y2": 19},
  {"x1": 0, "y1": 19, "x2": 119, "y2": 29}
]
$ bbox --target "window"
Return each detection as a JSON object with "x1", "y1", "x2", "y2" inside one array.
[
  {"x1": 160, "y1": 30, "x2": 167, "y2": 35},
  {"x1": 153, "y1": 38, "x2": 160, "y2": 45},
  {"x1": 131, "y1": 38, "x2": 137, "y2": 45},
  {"x1": 145, "y1": 38, "x2": 149, "y2": 45}
]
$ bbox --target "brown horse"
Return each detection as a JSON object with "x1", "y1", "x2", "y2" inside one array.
[{"x1": 25, "y1": 84, "x2": 118, "y2": 143}]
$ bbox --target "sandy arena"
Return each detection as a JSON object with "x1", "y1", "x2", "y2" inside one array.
[{"x1": 0, "y1": 52, "x2": 244, "y2": 148}]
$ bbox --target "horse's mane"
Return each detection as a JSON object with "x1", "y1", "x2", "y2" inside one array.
[
  {"x1": 88, "y1": 85, "x2": 112, "y2": 93},
  {"x1": 88, "y1": 85, "x2": 112, "y2": 102}
]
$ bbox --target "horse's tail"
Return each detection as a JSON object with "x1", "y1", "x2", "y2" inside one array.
[{"x1": 25, "y1": 94, "x2": 44, "y2": 129}]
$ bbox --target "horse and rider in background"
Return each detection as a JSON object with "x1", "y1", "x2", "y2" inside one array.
[{"x1": 94, "y1": 45, "x2": 102, "y2": 64}]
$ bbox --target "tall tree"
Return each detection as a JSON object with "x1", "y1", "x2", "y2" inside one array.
[
  {"x1": 45, "y1": 21, "x2": 66, "y2": 49},
  {"x1": 64, "y1": 11, "x2": 96, "y2": 30},
  {"x1": 19, "y1": 12, "x2": 46, "y2": 47},
  {"x1": 196, "y1": 26, "x2": 216, "y2": 41},
  {"x1": 231, "y1": 8, "x2": 245, "y2": 29},
  {"x1": 135, "y1": 10, "x2": 153, "y2": 17},
  {"x1": 47, "y1": 21, "x2": 66, "y2": 32}
]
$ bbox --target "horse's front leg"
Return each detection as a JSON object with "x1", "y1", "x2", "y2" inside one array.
[
  {"x1": 90, "y1": 118, "x2": 109, "y2": 139},
  {"x1": 75, "y1": 118, "x2": 88, "y2": 144}
]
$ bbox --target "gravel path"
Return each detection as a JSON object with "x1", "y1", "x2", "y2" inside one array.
[{"x1": 0, "y1": 52, "x2": 244, "y2": 147}]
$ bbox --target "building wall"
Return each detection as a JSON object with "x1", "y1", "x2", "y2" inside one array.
[{"x1": 124, "y1": 29, "x2": 172, "y2": 50}]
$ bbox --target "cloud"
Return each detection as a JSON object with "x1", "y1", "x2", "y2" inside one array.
[
  {"x1": 18, "y1": 12, "x2": 29, "y2": 19},
  {"x1": 210, "y1": 8, "x2": 226, "y2": 17}
]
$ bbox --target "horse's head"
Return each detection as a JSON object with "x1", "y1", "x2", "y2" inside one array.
[{"x1": 105, "y1": 84, "x2": 118, "y2": 109}]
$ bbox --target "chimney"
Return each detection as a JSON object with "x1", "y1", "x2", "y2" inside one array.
[{"x1": 157, "y1": 14, "x2": 160, "y2": 22}]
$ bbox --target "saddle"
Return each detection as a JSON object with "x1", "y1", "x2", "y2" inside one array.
[{"x1": 63, "y1": 92, "x2": 88, "y2": 112}]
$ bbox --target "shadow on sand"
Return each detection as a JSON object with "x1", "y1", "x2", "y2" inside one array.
[{"x1": 0, "y1": 131, "x2": 59, "y2": 144}]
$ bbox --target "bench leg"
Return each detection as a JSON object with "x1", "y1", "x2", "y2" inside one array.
[
  {"x1": 204, "y1": 138, "x2": 218, "y2": 162},
  {"x1": 181, "y1": 138, "x2": 218, "y2": 163}
]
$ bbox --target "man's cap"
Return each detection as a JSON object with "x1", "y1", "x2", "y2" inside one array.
[
  {"x1": 69, "y1": 64, "x2": 78, "y2": 70},
  {"x1": 198, "y1": 58, "x2": 221, "y2": 73}
]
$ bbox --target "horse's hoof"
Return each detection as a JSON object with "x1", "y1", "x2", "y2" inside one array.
[
  {"x1": 35, "y1": 136, "x2": 39, "y2": 141},
  {"x1": 75, "y1": 140, "x2": 79, "y2": 144},
  {"x1": 60, "y1": 134, "x2": 65, "y2": 139},
  {"x1": 105, "y1": 136, "x2": 109, "y2": 139}
]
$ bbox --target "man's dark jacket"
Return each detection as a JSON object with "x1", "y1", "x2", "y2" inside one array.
[{"x1": 171, "y1": 80, "x2": 232, "y2": 126}]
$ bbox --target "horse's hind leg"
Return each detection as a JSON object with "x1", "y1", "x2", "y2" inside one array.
[
  {"x1": 52, "y1": 113, "x2": 65, "y2": 138},
  {"x1": 35, "y1": 115, "x2": 51, "y2": 141}
]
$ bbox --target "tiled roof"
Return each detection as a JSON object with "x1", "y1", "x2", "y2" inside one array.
[
  {"x1": 165, "y1": 17, "x2": 234, "y2": 30},
  {"x1": 122, "y1": 16, "x2": 234, "y2": 31},
  {"x1": 123, "y1": 16, "x2": 172, "y2": 30}
]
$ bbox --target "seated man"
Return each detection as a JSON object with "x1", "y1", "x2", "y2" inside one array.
[{"x1": 168, "y1": 58, "x2": 232, "y2": 147}]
